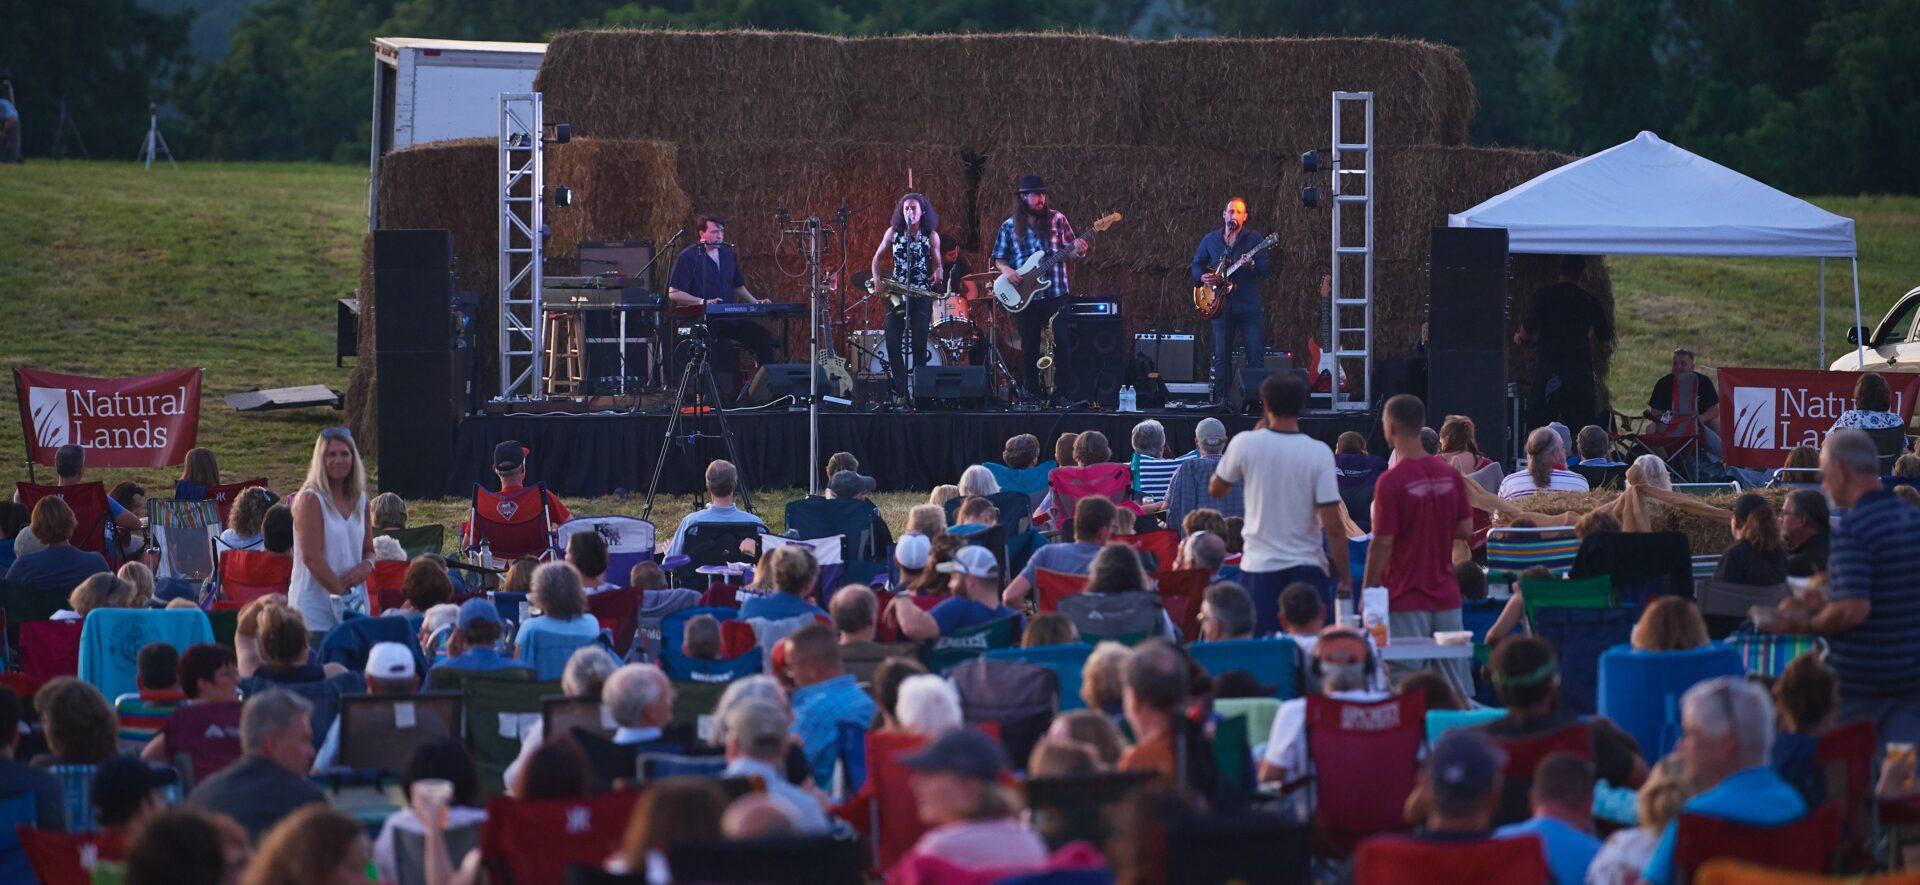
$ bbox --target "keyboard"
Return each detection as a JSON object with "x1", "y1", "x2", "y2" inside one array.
[{"x1": 705, "y1": 302, "x2": 805, "y2": 319}]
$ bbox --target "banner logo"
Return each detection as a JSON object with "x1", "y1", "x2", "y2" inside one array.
[
  {"x1": 1731, "y1": 385, "x2": 1776, "y2": 451},
  {"x1": 27, "y1": 387, "x2": 70, "y2": 448}
]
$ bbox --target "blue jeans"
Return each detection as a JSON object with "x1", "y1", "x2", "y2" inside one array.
[
  {"x1": 1239, "y1": 565, "x2": 1330, "y2": 637},
  {"x1": 1211, "y1": 300, "x2": 1263, "y2": 401}
]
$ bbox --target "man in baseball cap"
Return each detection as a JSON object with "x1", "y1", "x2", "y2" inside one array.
[
  {"x1": 894, "y1": 729, "x2": 1048, "y2": 875},
  {"x1": 827, "y1": 469, "x2": 876, "y2": 500},
  {"x1": 435, "y1": 598, "x2": 532, "y2": 677},
  {"x1": 485, "y1": 439, "x2": 571, "y2": 525},
  {"x1": 891, "y1": 545, "x2": 1020, "y2": 642},
  {"x1": 313, "y1": 642, "x2": 426, "y2": 772},
  {"x1": 1165, "y1": 416, "x2": 1243, "y2": 529},
  {"x1": 1416, "y1": 727, "x2": 1508, "y2": 839}
]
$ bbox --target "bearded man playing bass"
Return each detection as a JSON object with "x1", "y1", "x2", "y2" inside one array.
[{"x1": 992, "y1": 174, "x2": 1087, "y2": 399}]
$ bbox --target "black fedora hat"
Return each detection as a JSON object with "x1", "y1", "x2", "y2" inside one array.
[{"x1": 1017, "y1": 174, "x2": 1048, "y2": 194}]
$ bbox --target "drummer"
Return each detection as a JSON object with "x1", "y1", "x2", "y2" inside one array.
[{"x1": 869, "y1": 193, "x2": 945, "y2": 400}]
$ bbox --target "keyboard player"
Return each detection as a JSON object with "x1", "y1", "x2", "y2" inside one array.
[{"x1": 665, "y1": 215, "x2": 779, "y2": 367}]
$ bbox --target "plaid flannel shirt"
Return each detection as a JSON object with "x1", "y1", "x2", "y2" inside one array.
[{"x1": 992, "y1": 211, "x2": 1078, "y2": 301}]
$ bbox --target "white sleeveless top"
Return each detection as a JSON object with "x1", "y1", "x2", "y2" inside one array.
[{"x1": 289, "y1": 486, "x2": 366, "y2": 632}]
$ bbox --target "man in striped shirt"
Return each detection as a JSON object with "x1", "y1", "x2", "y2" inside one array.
[
  {"x1": 1128, "y1": 419, "x2": 1198, "y2": 501},
  {"x1": 992, "y1": 174, "x2": 1087, "y2": 398},
  {"x1": 1773, "y1": 429, "x2": 1920, "y2": 743}
]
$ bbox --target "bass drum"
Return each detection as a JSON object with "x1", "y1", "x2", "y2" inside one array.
[
  {"x1": 931, "y1": 295, "x2": 977, "y2": 340},
  {"x1": 863, "y1": 337, "x2": 944, "y2": 377}
]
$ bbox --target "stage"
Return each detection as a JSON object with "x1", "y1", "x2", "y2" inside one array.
[{"x1": 440, "y1": 406, "x2": 1379, "y2": 498}]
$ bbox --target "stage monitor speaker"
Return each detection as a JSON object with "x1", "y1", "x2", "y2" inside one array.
[
  {"x1": 1427, "y1": 350, "x2": 1509, "y2": 457},
  {"x1": 1428, "y1": 227, "x2": 1510, "y2": 353},
  {"x1": 1235, "y1": 367, "x2": 1310, "y2": 414},
  {"x1": 376, "y1": 349, "x2": 466, "y2": 499},
  {"x1": 579, "y1": 240, "x2": 656, "y2": 291},
  {"x1": 374, "y1": 229, "x2": 455, "y2": 352},
  {"x1": 741, "y1": 363, "x2": 830, "y2": 407},
  {"x1": 1134, "y1": 333, "x2": 1197, "y2": 383},
  {"x1": 1050, "y1": 312, "x2": 1126, "y2": 406},
  {"x1": 913, "y1": 365, "x2": 987, "y2": 407}
]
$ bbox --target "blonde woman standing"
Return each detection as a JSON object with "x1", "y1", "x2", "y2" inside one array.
[{"x1": 289, "y1": 428, "x2": 373, "y2": 637}]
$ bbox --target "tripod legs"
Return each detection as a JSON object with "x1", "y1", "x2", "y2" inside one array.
[{"x1": 643, "y1": 337, "x2": 753, "y2": 522}]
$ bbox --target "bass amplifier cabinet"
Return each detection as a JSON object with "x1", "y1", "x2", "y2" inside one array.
[{"x1": 1134, "y1": 333, "x2": 1197, "y2": 383}]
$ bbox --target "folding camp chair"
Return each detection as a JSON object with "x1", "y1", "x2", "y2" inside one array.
[
  {"x1": 1518, "y1": 574, "x2": 1614, "y2": 625},
  {"x1": 392, "y1": 820, "x2": 481, "y2": 885},
  {"x1": 336, "y1": 692, "x2": 464, "y2": 774},
  {"x1": 1425, "y1": 708, "x2": 1505, "y2": 742},
  {"x1": 1034, "y1": 568, "x2": 1088, "y2": 614},
  {"x1": 1189, "y1": 638, "x2": 1301, "y2": 700},
  {"x1": 464, "y1": 678, "x2": 562, "y2": 794},
  {"x1": 1818, "y1": 720, "x2": 1877, "y2": 871},
  {"x1": 385, "y1": 524, "x2": 445, "y2": 560},
  {"x1": 1695, "y1": 580, "x2": 1788, "y2": 638},
  {"x1": 1022, "y1": 770, "x2": 1159, "y2": 852},
  {"x1": 320, "y1": 615, "x2": 428, "y2": 675},
  {"x1": 1153, "y1": 567, "x2": 1209, "y2": 641},
  {"x1": 923, "y1": 615, "x2": 1018, "y2": 674},
  {"x1": 1675, "y1": 481, "x2": 1740, "y2": 497},
  {"x1": 198, "y1": 478, "x2": 269, "y2": 526},
  {"x1": 1868, "y1": 426, "x2": 1911, "y2": 474},
  {"x1": 557, "y1": 516, "x2": 657, "y2": 585},
  {"x1": 1485, "y1": 526, "x2": 1581, "y2": 592},
  {"x1": 669, "y1": 680, "x2": 728, "y2": 737},
  {"x1": 215, "y1": 549, "x2": 293, "y2": 604},
  {"x1": 676, "y1": 521, "x2": 763, "y2": 586},
  {"x1": 986, "y1": 643, "x2": 1094, "y2": 711},
  {"x1": 1597, "y1": 643, "x2": 1744, "y2": 760},
  {"x1": 480, "y1": 789, "x2": 641, "y2": 884},
  {"x1": 365, "y1": 560, "x2": 408, "y2": 613},
  {"x1": 0, "y1": 577, "x2": 65, "y2": 652},
  {"x1": 847, "y1": 730, "x2": 933, "y2": 871},
  {"x1": 146, "y1": 499, "x2": 220, "y2": 583},
  {"x1": 1043, "y1": 464, "x2": 1138, "y2": 533},
  {"x1": 1571, "y1": 531, "x2": 1695, "y2": 606},
  {"x1": 949, "y1": 657, "x2": 1058, "y2": 766},
  {"x1": 1118, "y1": 529, "x2": 1178, "y2": 572},
  {"x1": 1722, "y1": 625, "x2": 1826, "y2": 678},
  {"x1": 1214, "y1": 697, "x2": 1282, "y2": 750},
  {"x1": 1673, "y1": 803, "x2": 1841, "y2": 883},
  {"x1": 21, "y1": 622, "x2": 82, "y2": 682},
  {"x1": 669, "y1": 836, "x2": 866, "y2": 885},
  {"x1": 15, "y1": 482, "x2": 112, "y2": 561},
  {"x1": 584, "y1": 585, "x2": 642, "y2": 657},
  {"x1": 1620, "y1": 371, "x2": 1712, "y2": 481},
  {"x1": 17, "y1": 827, "x2": 125, "y2": 885},
  {"x1": 1304, "y1": 692, "x2": 1426, "y2": 858},
  {"x1": 464, "y1": 483, "x2": 557, "y2": 561},
  {"x1": 517, "y1": 627, "x2": 600, "y2": 681},
  {"x1": 784, "y1": 497, "x2": 881, "y2": 576},
  {"x1": 78, "y1": 608, "x2": 215, "y2": 701},
  {"x1": 1767, "y1": 467, "x2": 1822, "y2": 489},
  {"x1": 1355, "y1": 833, "x2": 1549, "y2": 885},
  {"x1": 658, "y1": 607, "x2": 763, "y2": 682},
  {"x1": 1489, "y1": 723, "x2": 1592, "y2": 826},
  {"x1": 164, "y1": 700, "x2": 243, "y2": 788},
  {"x1": 1573, "y1": 463, "x2": 1628, "y2": 490},
  {"x1": 542, "y1": 695, "x2": 613, "y2": 743}
]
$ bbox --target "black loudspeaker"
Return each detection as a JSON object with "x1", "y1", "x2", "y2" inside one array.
[
  {"x1": 373, "y1": 230, "x2": 455, "y2": 352},
  {"x1": 1050, "y1": 312, "x2": 1126, "y2": 406},
  {"x1": 913, "y1": 365, "x2": 987, "y2": 407},
  {"x1": 741, "y1": 363, "x2": 830, "y2": 407},
  {"x1": 1133, "y1": 333, "x2": 1198, "y2": 383},
  {"x1": 1428, "y1": 227, "x2": 1511, "y2": 457},
  {"x1": 376, "y1": 350, "x2": 466, "y2": 498},
  {"x1": 1236, "y1": 367, "x2": 1310, "y2": 414}
]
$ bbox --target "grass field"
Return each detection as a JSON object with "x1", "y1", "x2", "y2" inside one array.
[{"x1": 2, "y1": 161, "x2": 1915, "y2": 544}]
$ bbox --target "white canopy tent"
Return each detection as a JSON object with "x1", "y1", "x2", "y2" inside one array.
[{"x1": 1447, "y1": 130, "x2": 1862, "y2": 365}]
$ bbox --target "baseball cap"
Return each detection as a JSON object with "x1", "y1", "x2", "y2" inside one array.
[
  {"x1": 901, "y1": 728, "x2": 1008, "y2": 781},
  {"x1": 1196, "y1": 417, "x2": 1227, "y2": 448},
  {"x1": 493, "y1": 440, "x2": 528, "y2": 473},
  {"x1": 829, "y1": 470, "x2": 877, "y2": 499},
  {"x1": 366, "y1": 642, "x2": 418, "y2": 679},
  {"x1": 458, "y1": 597, "x2": 502, "y2": 630},
  {"x1": 895, "y1": 532, "x2": 932, "y2": 570},
  {"x1": 92, "y1": 756, "x2": 178, "y2": 825},
  {"x1": 1429, "y1": 728, "x2": 1506, "y2": 805},
  {"x1": 935, "y1": 545, "x2": 1000, "y2": 579}
]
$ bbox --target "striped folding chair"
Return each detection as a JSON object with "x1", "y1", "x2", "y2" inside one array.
[
  {"x1": 1724, "y1": 626, "x2": 1827, "y2": 678},
  {"x1": 1485, "y1": 526, "x2": 1581, "y2": 592}
]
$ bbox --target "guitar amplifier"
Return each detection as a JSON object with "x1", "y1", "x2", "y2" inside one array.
[{"x1": 1134, "y1": 332, "x2": 1198, "y2": 383}]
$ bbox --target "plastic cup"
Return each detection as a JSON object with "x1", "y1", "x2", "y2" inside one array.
[{"x1": 412, "y1": 778, "x2": 453, "y2": 814}]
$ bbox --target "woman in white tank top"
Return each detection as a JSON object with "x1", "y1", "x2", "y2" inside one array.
[{"x1": 290, "y1": 428, "x2": 374, "y2": 633}]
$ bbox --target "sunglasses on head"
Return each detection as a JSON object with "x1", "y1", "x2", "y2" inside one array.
[{"x1": 320, "y1": 427, "x2": 353, "y2": 441}]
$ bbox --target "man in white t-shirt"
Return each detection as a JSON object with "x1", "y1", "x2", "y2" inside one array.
[{"x1": 1210, "y1": 372, "x2": 1350, "y2": 636}]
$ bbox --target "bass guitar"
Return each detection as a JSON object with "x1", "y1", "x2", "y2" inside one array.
[
  {"x1": 991, "y1": 213, "x2": 1123, "y2": 313},
  {"x1": 1305, "y1": 273, "x2": 1351, "y2": 394},
  {"x1": 1191, "y1": 232, "x2": 1280, "y2": 319}
]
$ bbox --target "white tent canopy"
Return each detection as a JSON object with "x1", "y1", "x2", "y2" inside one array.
[{"x1": 1447, "y1": 130, "x2": 1862, "y2": 364}]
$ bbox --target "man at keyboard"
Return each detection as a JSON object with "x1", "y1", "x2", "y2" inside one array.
[{"x1": 666, "y1": 215, "x2": 779, "y2": 367}]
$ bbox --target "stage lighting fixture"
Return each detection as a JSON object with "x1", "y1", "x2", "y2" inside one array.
[
  {"x1": 547, "y1": 123, "x2": 571, "y2": 144},
  {"x1": 551, "y1": 186, "x2": 573, "y2": 208},
  {"x1": 1301, "y1": 186, "x2": 1320, "y2": 208},
  {"x1": 1300, "y1": 149, "x2": 1323, "y2": 173}
]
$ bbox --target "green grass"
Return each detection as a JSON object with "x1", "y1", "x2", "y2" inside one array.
[{"x1": 3, "y1": 162, "x2": 1916, "y2": 546}]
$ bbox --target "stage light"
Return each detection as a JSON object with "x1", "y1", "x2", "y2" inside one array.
[
  {"x1": 551, "y1": 186, "x2": 573, "y2": 208},
  {"x1": 1301, "y1": 186, "x2": 1320, "y2": 208},
  {"x1": 1300, "y1": 149, "x2": 1323, "y2": 173},
  {"x1": 547, "y1": 123, "x2": 571, "y2": 144}
]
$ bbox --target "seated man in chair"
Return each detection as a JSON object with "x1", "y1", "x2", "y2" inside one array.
[
  {"x1": 666, "y1": 460, "x2": 767, "y2": 558},
  {"x1": 1640, "y1": 348, "x2": 1722, "y2": 462}
]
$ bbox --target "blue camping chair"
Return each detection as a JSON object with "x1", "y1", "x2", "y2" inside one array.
[
  {"x1": 78, "y1": 608, "x2": 215, "y2": 701},
  {"x1": 658, "y1": 607, "x2": 763, "y2": 681},
  {"x1": 837, "y1": 721, "x2": 870, "y2": 794},
  {"x1": 319, "y1": 614, "x2": 430, "y2": 676},
  {"x1": 1528, "y1": 606, "x2": 1637, "y2": 715},
  {"x1": 1188, "y1": 639, "x2": 1302, "y2": 700},
  {"x1": 785, "y1": 497, "x2": 884, "y2": 574},
  {"x1": 986, "y1": 643, "x2": 1095, "y2": 712},
  {"x1": 517, "y1": 623, "x2": 604, "y2": 681},
  {"x1": 1597, "y1": 642, "x2": 1745, "y2": 760},
  {"x1": 0, "y1": 790, "x2": 39, "y2": 882},
  {"x1": 1427, "y1": 708, "x2": 1506, "y2": 743}
]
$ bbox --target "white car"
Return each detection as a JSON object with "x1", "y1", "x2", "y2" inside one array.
[{"x1": 1832, "y1": 285, "x2": 1920, "y2": 372}]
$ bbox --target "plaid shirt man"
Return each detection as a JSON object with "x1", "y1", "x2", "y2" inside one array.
[{"x1": 992, "y1": 211, "x2": 1078, "y2": 301}]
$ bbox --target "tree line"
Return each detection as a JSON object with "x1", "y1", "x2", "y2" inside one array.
[{"x1": 3, "y1": 0, "x2": 1914, "y2": 194}]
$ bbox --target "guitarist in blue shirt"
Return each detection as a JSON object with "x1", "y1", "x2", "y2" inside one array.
[{"x1": 1190, "y1": 198, "x2": 1273, "y2": 404}]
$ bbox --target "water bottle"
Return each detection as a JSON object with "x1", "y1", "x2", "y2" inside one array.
[
  {"x1": 1121, "y1": 385, "x2": 1136, "y2": 412},
  {"x1": 479, "y1": 539, "x2": 493, "y2": 571}
]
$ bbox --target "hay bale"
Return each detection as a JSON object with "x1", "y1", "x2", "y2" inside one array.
[
  {"x1": 546, "y1": 138, "x2": 691, "y2": 269},
  {"x1": 1132, "y1": 37, "x2": 1475, "y2": 149},
  {"x1": 843, "y1": 33, "x2": 1142, "y2": 149},
  {"x1": 1516, "y1": 488, "x2": 1782, "y2": 555},
  {"x1": 538, "y1": 30, "x2": 850, "y2": 145}
]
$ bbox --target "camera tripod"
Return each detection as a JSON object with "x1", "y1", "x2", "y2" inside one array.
[{"x1": 641, "y1": 327, "x2": 752, "y2": 520}]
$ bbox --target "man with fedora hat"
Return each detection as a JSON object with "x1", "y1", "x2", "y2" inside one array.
[{"x1": 992, "y1": 174, "x2": 1089, "y2": 398}]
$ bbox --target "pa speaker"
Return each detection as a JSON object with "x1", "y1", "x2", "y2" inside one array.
[
  {"x1": 913, "y1": 365, "x2": 987, "y2": 407},
  {"x1": 1235, "y1": 367, "x2": 1310, "y2": 414},
  {"x1": 1050, "y1": 312, "x2": 1125, "y2": 406},
  {"x1": 376, "y1": 349, "x2": 466, "y2": 499},
  {"x1": 373, "y1": 229, "x2": 455, "y2": 352},
  {"x1": 1427, "y1": 349, "x2": 1509, "y2": 457},
  {"x1": 741, "y1": 363, "x2": 830, "y2": 407},
  {"x1": 1428, "y1": 227, "x2": 1510, "y2": 353}
]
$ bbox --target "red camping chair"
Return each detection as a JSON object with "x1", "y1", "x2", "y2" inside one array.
[
  {"x1": 1674, "y1": 803, "x2": 1841, "y2": 883},
  {"x1": 1621, "y1": 372, "x2": 1710, "y2": 480},
  {"x1": 699, "y1": 582, "x2": 744, "y2": 609},
  {"x1": 877, "y1": 593, "x2": 941, "y2": 643},
  {"x1": 18, "y1": 826, "x2": 126, "y2": 885},
  {"x1": 481, "y1": 789, "x2": 642, "y2": 885},
  {"x1": 1120, "y1": 529, "x2": 1179, "y2": 571},
  {"x1": 200, "y1": 478, "x2": 269, "y2": 525},
  {"x1": 1354, "y1": 832, "x2": 1550, "y2": 885},
  {"x1": 1152, "y1": 568, "x2": 1210, "y2": 641},
  {"x1": 16, "y1": 482, "x2": 112, "y2": 561},
  {"x1": 1043, "y1": 465, "x2": 1141, "y2": 531},
  {"x1": 1490, "y1": 723, "x2": 1592, "y2": 826},
  {"x1": 588, "y1": 586, "x2": 642, "y2": 657},
  {"x1": 1035, "y1": 569, "x2": 1089, "y2": 615},
  {"x1": 20, "y1": 621, "x2": 83, "y2": 682},
  {"x1": 218, "y1": 550, "x2": 293, "y2": 605},
  {"x1": 1304, "y1": 692, "x2": 1427, "y2": 858},
  {"x1": 365, "y1": 560, "x2": 409, "y2": 614},
  {"x1": 1817, "y1": 720, "x2": 1877, "y2": 871},
  {"x1": 465, "y1": 483, "x2": 557, "y2": 561},
  {"x1": 165, "y1": 700, "x2": 243, "y2": 787},
  {"x1": 831, "y1": 730, "x2": 933, "y2": 873}
]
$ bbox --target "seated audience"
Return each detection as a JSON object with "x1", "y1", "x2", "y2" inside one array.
[
  {"x1": 1714, "y1": 493, "x2": 1788, "y2": 586},
  {"x1": 119, "y1": 560, "x2": 157, "y2": 607},
  {"x1": 1769, "y1": 653, "x2": 1839, "y2": 805},
  {"x1": 1409, "y1": 729, "x2": 1506, "y2": 840},
  {"x1": 1174, "y1": 530, "x2": 1227, "y2": 575},
  {"x1": 116, "y1": 642, "x2": 186, "y2": 739},
  {"x1": 236, "y1": 604, "x2": 361, "y2": 729},
  {"x1": 828, "y1": 468, "x2": 880, "y2": 505},
  {"x1": 825, "y1": 451, "x2": 859, "y2": 486},
  {"x1": 367, "y1": 491, "x2": 406, "y2": 535},
  {"x1": 1197, "y1": 580, "x2": 1256, "y2": 643},
  {"x1": 1494, "y1": 752, "x2": 1600, "y2": 885},
  {"x1": 419, "y1": 603, "x2": 460, "y2": 663},
  {"x1": 907, "y1": 503, "x2": 947, "y2": 540},
  {"x1": 483, "y1": 439, "x2": 571, "y2": 525},
  {"x1": 720, "y1": 700, "x2": 830, "y2": 833},
  {"x1": 140, "y1": 643, "x2": 240, "y2": 765},
  {"x1": 574, "y1": 664, "x2": 681, "y2": 786},
  {"x1": 513, "y1": 561, "x2": 600, "y2": 663},
  {"x1": 1500, "y1": 427, "x2": 1591, "y2": 499},
  {"x1": 897, "y1": 674, "x2": 965, "y2": 737},
  {"x1": 892, "y1": 547, "x2": 1021, "y2": 641},
  {"x1": 1438, "y1": 416, "x2": 1491, "y2": 476},
  {"x1": 514, "y1": 737, "x2": 592, "y2": 801},
  {"x1": 1830, "y1": 371, "x2": 1903, "y2": 431},
  {"x1": 0, "y1": 686, "x2": 62, "y2": 830},
  {"x1": 1276, "y1": 581, "x2": 1324, "y2": 652},
  {"x1": 91, "y1": 754, "x2": 173, "y2": 836},
  {"x1": 1260, "y1": 626, "x2": 1390, "y2": 794},
  {"x1": 1004, "y1": 496, "x2": 1116, "y2": 608},
  {"x1": 682, "y1": 613, "x2": 722, "y2": 661},
  {"x1": 1047, "y1": 708, "x2": 1129, "y2": 768},
  {"x1": 371, "y1": 738, "x2": 485, "y2": 884},
  {"x1": 665, "y1": 460, "x2": 766, "y2": 557},
  {"x1": 632, "y1": 560, "x2": 701, "y2": 635},
  {"x1": 738, "y1": 544, "x2": 826, "y2": 621},
  {"x1": 35, "y1": 677, "x2": 121, "y2": 768},
  {"x1": 1631, "y1": 597, "x2": 1710, "y2": 652},
  {"x1": 186, "y1": 689, "x2": 325, "y2": 839},
  {"x1": 616, "y1": 777, "x2": 727, "y2": 878},
  {"x1": 1337, "y1": 429, "x2": 1391, "y2": 480},
  {"x1": 432, "y1": 598, "x2": 528, "y2": 678},
  {"x1": 1129, "y1": 419, "x2": 1197, "y2": 501},
  {"x1": 1640, "y1": 677, "x2": 1805, "y2": 885},
  {"x1": 1782, "y1": 489, "x2": 1830, "y2": 578},
  {"x1": 949, "y1": 496, "x2": 998, "y2": 538},
  {"x1": 1053, "y1": 432, "x2": 1079, "y2": 470},
  {"x1": 1182, "y1": 508, "x2": 1229, "y2": 539},
  {"x1": 501, "y1": 557, "x2": 540, "y2": 595},
  {"x1": 1119, "y1": 640, "x2": 1213, "y2": 790},
  {"x1": 1587, "y1": 756, "x2": 1692, "y2": 885},
  {"x1": 108, "y1": 482, "x2": 148, "y2": 558},
  {"x1": 782, "y1": 623, "x2": 876, "y2": 785},
  {"x1": 870, "y1": 659, "x2": 927, "y2": 734},
  {"x1": 958, "y1": 464, "x2": 1000, "y2": 500},
  {"x1": 389, "y1": 556, "x2": 453, "y2": 624},
  {"x1": 1896, "y1": 453, "x2": 1920, "y2": 478},
  {"x1": 567, "y1": 531, "x2": 619, "y2": 594},
  {"x1": 48, "y1": 445, "x2": 137, "y2": 535},
  {"x1": 1399, "y1": 669, "x2": 1464, "y2": 713},
  {"x1": 245, "y1": 804, "x2": 371, "y2": 885},
  {"x1": 1080, "y1": 642, "x2": 1129, "y2": 718},
  {"x1": 1482, "y1": 638, "x2": 1647, "y2": 790},
  {"x1": 0, "y1": 500, "x2": 27, "y2": 570},
  {"x1": 313, "y1": 642, "x2": 424, "y2": 771},
  {"x1": 891, "y1": 729, "x2": 1048, "y2": 878},
  {"x1": 984, "y1": 432, "x2": 1054, "y2": 499},
  {"x1": 928, "y1": 485, "x2": 962, "y2": 508},
  {"x1": 1456, "y1": 561, "x2": 1489, "y2": 601},
  {"x1": 1164, "y1": 419, "x2": 1239, "y2": 527},
  {"x1": 56, "y1": 571, "x2": 136, "y2": 621},
  {"x1": 7, "y1": 496, "x2": 111, "y2": 593},
  {"x1": 724, "y1": 792, "x2": 802, "y2": 841},
  {"x1": 1023, "y1": 611, "x2": 1080, "y2": 647},
  {"x1": 123, "y1": 806, "x2": 252, "y2": 885},
  {"x1": 218, "y1": 487, "x2": 275, "y2": 552},
  {"x1": 501, "y1": 645, "x2": 619, "y2": 793},
  {"x1": 1061, "y1": 543, "x2": 1174, "y2": 641},
  {"x1": 1575, "y1": 425, "x2": 1624, "y2": 467}
]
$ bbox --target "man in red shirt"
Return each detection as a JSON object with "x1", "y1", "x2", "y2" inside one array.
[
  {"x1": 490, "y1": 440, "x2": 571, "y2": 525},
  {"x1": 1362, "y1": 394, "x2": 1473, "y2": 701}
]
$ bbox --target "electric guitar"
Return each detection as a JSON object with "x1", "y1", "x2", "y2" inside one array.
[
  {"x1": 1191, "y1": 232, "x2": 1280, "y2": 319},
  {"x1": 991, "y1": 213, "x2": 1123, "y2": 312},
  {"x1": 1306, "y1": 273, "x2": 1351, "y2": 393}
]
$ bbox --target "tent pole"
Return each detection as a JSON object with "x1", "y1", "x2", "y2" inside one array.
[
  {"x1": 1819, "y1": 258, "x2": 1827, "y2": 367},
  {"x1": 1852, "y1": 258, "x2": 1865, "y2": 368}
]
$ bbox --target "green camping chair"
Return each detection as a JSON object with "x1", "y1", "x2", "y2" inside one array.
[
  {"x1": 1213, "y1": 698, "x2": 1281, "y2": 750},
  {"x1": 464, "y1": 678, "x2": 561, "y2": 794},
  {"x1": 923, "y1": 616, "x2": 1019, "y2": 674},
  {"x1": 1520, "y1": 574, "x2": 1614, "y2": 625},
  {"x1": 670, "y1": 680, "x2": 729, "y2": 737},
  {"x1": 385, "y1": 524, "x2": 447, "y2": 559}
]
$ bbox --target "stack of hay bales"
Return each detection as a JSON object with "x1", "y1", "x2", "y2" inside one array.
[{"x1": 350, "y1": 29, "x2": 1606, "y2": 434}]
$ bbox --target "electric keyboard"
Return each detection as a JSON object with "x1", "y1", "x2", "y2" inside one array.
[{"x1": 705, "y1": 302, "x2": 805, "y2": 319}]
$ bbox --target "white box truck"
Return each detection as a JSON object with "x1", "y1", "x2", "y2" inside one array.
[{"x1": 368, "y1": 37, "x2": 546, "y2": 229}]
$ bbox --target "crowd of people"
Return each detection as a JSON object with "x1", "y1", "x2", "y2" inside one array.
[{"x1": 7, "y1": 357, "x2": 1920, "y2": 883}]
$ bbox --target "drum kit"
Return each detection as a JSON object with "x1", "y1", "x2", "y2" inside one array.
[{"x1": 845, "y1": 270, "x2": 1022, "y2": 402}]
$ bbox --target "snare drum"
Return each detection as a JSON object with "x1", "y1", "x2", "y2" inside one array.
[{"x1": 931, "y1": 296, "x2": 976, "y2": 340}]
